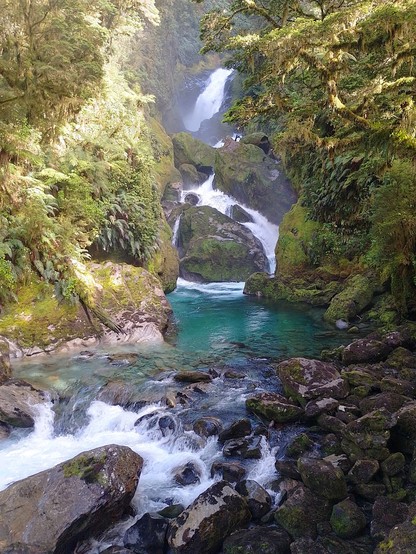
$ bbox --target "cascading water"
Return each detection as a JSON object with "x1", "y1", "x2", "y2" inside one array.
[
  {"x1": 179, "y1": 174, "x2": 279, "y2": 272},
  {"x1": 183, "y1": 68, "x2": 233, "y2": 133}
]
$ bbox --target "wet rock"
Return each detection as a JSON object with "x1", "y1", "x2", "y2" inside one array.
[
  {"x1": 158, "y1": 415, "x2": 177, "y2": 436},
  {"x1": 323, "y1": 454, "x2": 352, "y2": 474},
  {"x1": 305, "y1": 397, "x2": 339, "y2": 418},
  {"x1": 0, "y1": 422, "x2": 10, "y2": 440},
  {"x1": 0, "y1": 338, "x2": 11, "y2": 384},
  {"x1": 107, "y1": 353, "x2": 139, "y2": 366},
  {"x1": 178, "y1": 205, "x2": 268, "y2": 282},
  {"x1": 192, "y1": 416, "x2": 223, "y2": 438},
  {"x1": 0, "y1": 379, "x2": 49, "y2": 427},
  {"x1": 341, "y1": 368, "x2": 380, "y2": 389},
  {"x1": 223, "y1": 435, "x2": 263, "y2": 459},
  {"x1": 167, "y1": 480, "x2": 251, "y2": 554},
  {"x1": 173, "y1": 462, "x2": 201, "y2": 486},
  {"x1": 353, "y1": 482, "x2": 386, "y2": 500},
  {"x1": 219, "y1": 418, "x2": 252, "y2": 442},
  {"x1": 98, "y1": 380, "x2": 157, "y2": 409},
  {"x1": 124, "y1": 512, "x2": 168, "y2": 554},
  {"x1": 274, "y1": 483, "x2": 332, "y2": 539},
  {"x1": 298, "y1": 457, "x2": 348, "y2": 501},
  {"x1": 223, "y1": 527, "x2": 291, "y2": 554},
  {"x1": 276, "y1": 358, "x2": 349, "y2": 406},
  {"x1": 229, "y1": 204, "x2": 254, "y2": 224},
  {"x1": 246, "y1": 392, "x2": 304, "y2": 423},
  {"x1": 235, "y1": 479, "x2": 272, "y2": 520},
  {"x1": 341, "y1": 339, "x2": 392, "y2": 365},
  {"x1": 174, "y1": 370, "x2": 212, "y2": 383},
  {"x1": 324, "y1": 274, "x2": 375, "y2": 324},
  {"x1": 211, "y1": 461, "x2": 247, "y2": 483},
  {"x1": 158, "y1": 504, "x2": 185, "y2": 519},
  {"x1": 184, "y1": 192, "x2": 200, "y2": 206},
  {"x1": 0, "y1": 445, "x2": 142, "y2": 553},
  {"x1": 347, "y1": 459, "x2": 379, "y2": 484},
  {"x1": 179, "y1": 164, "x2": 204, "y2": 187},
  {"x1": 317, "y1": 414, "x2": 346, "y2": 435},
  {"x1": 374, "y1": 509, "x2": 416, "y2": 553},
  {"x1": 370, "y1": 496, "x2": 409, "y2": 541},
  {"x1": 330, "y1": 499, "x2": 366, "y2": 539}
]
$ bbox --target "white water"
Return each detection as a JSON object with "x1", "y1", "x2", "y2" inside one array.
[
  {"x1": 180, "y1": 174, "x2": 279, "y2": 272},
  {"x1": 183, "y1": 68, "x2": 233, "y2": 132},
  {"x1": 171, "y1": 215, "x2": 181, "y2": 246}
]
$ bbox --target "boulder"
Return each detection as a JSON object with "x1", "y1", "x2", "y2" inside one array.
[
  {"x1": 341, "y1": 339, "x2": 392, "y2": 365},
  {"x1": 330, "y1": 499, "x2": 366, "y2": 539},
  {"x1": 359, "y1": 392, "x2": 410, "y2": 415},
  {"x1": 374, "y1": 511, "x2": 416, "y2": 553},
  {"x1": 210, "y1": 461, "x2": 247, "y2": 483},
  {"x1": 223, "y1": 436, "x2": 263, "y2": 459},
  {"x1": 230, "y1": 204, "x2": 253, "y2": 224},
  {"x1": 223, "y1": 527, "x2": 291, "y2": 554},
  {"x1": 235, "y1": 479, "x2": 272, "y2": 520},
  {"x1": 392, "y1": 403, "x2": 416, "y2": 453},
  {"x1": 0, "y1": 339, "x2": 11, "y2": 384},
  {"x1": 219, "y1": 419, "x2": 252, "y2": 442},
  {"x1": 193, "y1": 416, "x2": 223, "y2": 438},
  {"x1": 177, "y1": 206, "x2": 268, "y2": 282},
  {"x1": 297, "y1": 457, "x2": 348, "y2": 501},
  {"x1": 246, "y1": 392, "x2": 304, "y2": 423},
  {"x1": 274, "y1": 483, "x2": 332, "y2": 539},
  {"x1": 370, "y1": 496, "x2": 409, "y2": 541},
  {"x1": 0, "y1": 379, "x2": 49, "y2": 427},
  {"x1": 215, "y1": 140, "x2": 296, "y2": 224},
  {"x1": 174, "y1": 371, "x2": 212, "y2": 383},
  {"x1": 172, "y1": 132, "x2": 216, "y2": 169},
  {"x1": 276, "y1": 358, "x2": 349, "y2": 406},
  {"x1": 305, "y1": 397, "x2": 339, "y2": 418},
  {"x1": 0, "y1": 445, "x2": 142, "y2": 553},
  {"x1": 167, "y1": 480, "x2": 251, "y2": 554},
  {"x1": 347, "y1": 459, "x2": 379, "y2": 484},
  {"x1": 173, "y1": 462, "x2": 201, "y2": 486},
  {"x1": 124, "y1": 512, "x2": 168, "y2": 554},
  {"x1": 286, "y1": 433, "x2": 314, "y2": 457},
  {"x1": 324, "y1": 275, "x2": 375, "y2": 324},
  {"x1": 179, "y1": 163, "x2": 206, "y2": 187},
  {"x1": 341, "y1": 408, "x2": 396, "y2": 461}
]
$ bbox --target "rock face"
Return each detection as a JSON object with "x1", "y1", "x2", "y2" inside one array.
[
  {"x1": 214, "y1": 139, "x2": 296, "y2": 224},
  {"x1": 0, "y1": 262, "x2": 172, "y2": 357},
  {"x1": 177, "y1": 205, "x2": 268, "y2": 282},
  {"x1": 0, "y1": 379, "x2": 49, "y2": 427},
  {"x1": 0, "y1": 445, "x2": 142, "y2": 553},
  {"x1": 167, "y1": 480, "x2": 251, "y2": 554},
  {"x1": 324, "y1": 274, "x2": 376, "y2": 323},
  {"x1": 276, "y1": 357, "x2": 349, "y2": 406}
]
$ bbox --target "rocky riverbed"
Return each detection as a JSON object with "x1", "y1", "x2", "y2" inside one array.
[{"x1": 2, "y1": 323, "x2": 416, "y2": 552}]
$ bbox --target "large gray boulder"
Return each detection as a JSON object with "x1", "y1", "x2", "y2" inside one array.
[
  {"x1": 167, "y1": 480, "x2": 251, "y2": 554},
  {"x1": 0, "y1": 379, "x2": 49, "y2": 427},
  {"x1": 177, "y1": 205, "x2": 268, "y2": 282},
  {"x1": 276, "y1": 358, "x2": 349, "y2": 406},
  {"x1": 0, "y1": 445, "x2": 142, "y2": 553}
]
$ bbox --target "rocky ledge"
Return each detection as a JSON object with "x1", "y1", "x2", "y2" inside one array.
[{"x1": 0, "y1": 261, "x2": 172, "y2": 358}]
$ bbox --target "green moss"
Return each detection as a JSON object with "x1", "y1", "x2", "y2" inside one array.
[
  {"x1": 324, "y1": 274, "x2": 375, "y2": 323},
  {"x1": 0, "y1": 276, "x2": 86, "y2": 348},
  {"x1": 63, "y1": 453, "x2": 107, "y2": 485}
]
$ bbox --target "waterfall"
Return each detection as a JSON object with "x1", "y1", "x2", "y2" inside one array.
[
  {"x1": 183, "y1": 68, "x2": 233, "y2": 133},
  {"x1": 171, "y1": 215, "x2": 181, "y2": 246},
  {"x1": 180, "y1": 174, "x2": 279, "y2": 273}
]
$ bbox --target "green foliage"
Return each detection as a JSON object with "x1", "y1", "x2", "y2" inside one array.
[
  {"x1": 198, "y1": 0, "x2": 416, "y2": 313},
  {"x1": 0, "y1": 0, "x2": 163, "y2": 312}
]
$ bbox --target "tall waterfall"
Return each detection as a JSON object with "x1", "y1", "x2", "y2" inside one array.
[{"x1": 183, "y1": 68, "x2": 233, "y2": 133}]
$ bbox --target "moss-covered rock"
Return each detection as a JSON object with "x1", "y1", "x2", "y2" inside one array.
[
  {"x1": 276, "y1": 357, "x2": 349, "y2": 406},
  {"x1": 0, "y1": 262, "x2": 172, "y2": 357},
  {"x1": 298, "y1": 457, "x2": 348, "y2": 501},
  {"x1": 246, "y1": 392, "x2": 304, "y2": 423},
  {"x1": 223, "y1": 527, "x2": 291, "y2": 554},
  {"x1": 0, "y1": 379, "x2": 49, "y2": 427},
  {"x1": 145, "y1": 220, "x2": 179, "y2": 293},
  {"x1": 215, "y1": 138, "x2": 296, "y2": 224},
  {"x1": 172, "y1": 132, "x2": 216, "y2": 169},
  {"x1": 0, "y1": 338, "x2": 11, "y2": 384},
  {"x1": 330, "y1": 499, "x2": 367, "y2": 539},
  {"x1": 178, "y1": 206, "x2": 267, "y2": 282},
  {"x1": 324, "y1": 274, "x2": 376, "y2": 323}
]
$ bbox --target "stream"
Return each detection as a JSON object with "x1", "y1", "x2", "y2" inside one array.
[{"x1": 0, "y1": 68, "x2": 351, "y2": 551}]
